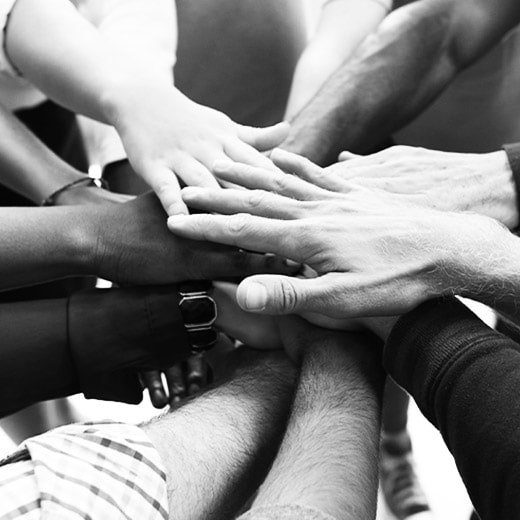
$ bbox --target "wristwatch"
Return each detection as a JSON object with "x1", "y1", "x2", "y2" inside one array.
[{"x1": 178, "y1": 281, "x2": 218, "y2": 354}]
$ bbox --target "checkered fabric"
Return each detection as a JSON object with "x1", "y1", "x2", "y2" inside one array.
[{"x1": 0, "y1": 421, "x2": 168, "y2": 519}]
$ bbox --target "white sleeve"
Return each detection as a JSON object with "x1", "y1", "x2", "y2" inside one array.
[
  {"x1": 75, "y1": 0, "x2": 177, "y2": 168},
  {"x1": 0, "y1": 0, "x2": 19, "y2": 75}
]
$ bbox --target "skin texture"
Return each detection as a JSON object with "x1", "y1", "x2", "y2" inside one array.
[
  {"x1": 277, "y1": 146, "x2": 519, "y2": 229},
  {"x1": 142, "y1": 348, "x2": 297, "y2": 520},
  {"x1": 247, "y1": 320, "x2": 384, "y2": 520},
  {"x1": 0, "y1": 192, "x2": 299, "y2": 291},
  {"x1": 167, "y1": 158, "x2": 520, "y2": 320},
  {"x1": 281, "y1": 0, "x2": 520, "y2": 164},
  {"x1": 6, "y1": 0, "x2": 288, "y2": 216}
]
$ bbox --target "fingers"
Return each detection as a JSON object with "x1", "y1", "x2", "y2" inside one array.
[
  {"x1": 338, "y1": 151, "x2": 361, "y2": 161},
  {"x1": 168, "y1": 213, "x2": 308, "y2": 262},
  {"x1": 182, "y1": 186, "x2": 304, "y2": 219},
  {"x1": 271, "y1": 148, "x2": 355, "y2": 193},
  {"x1": 186, "y1": 354, "x2": 208, "y2": 394},
  {"x1": 165, "y1": 364, "x2": 186, "y2": 403},
  {"x1": 224, "y1": 139, "x2": 278, "y2": 171},
  {"x1": 235, "y1": 272, "x2": 428, "y2": 318},
  {"x1": 238, "y1": 121, "x2": 290, "y2": 152},
  {"x1": 145, "y1": 164, "x2": 187, "y2": 216},
  {"x1": 212, "y1": 160, "x2": 330, "y2": 200},
  {"x1": 141, "y1": 370, "x2": 168, "y2": 408},
  {"x1": 194, "y1": 247, "x2": 301, "y2": 280},
  {"x1": 173, "y1": 155, "x2": 221, "y2": 189}
]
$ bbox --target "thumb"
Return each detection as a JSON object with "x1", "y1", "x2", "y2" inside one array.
[
  {"x1": 238, "y1": 121, "x2": 290, "y2": 151},
  {"x1": 236, "y1": 275, "x2": 336, "y2": 316},
  {"x1": 145, "y1": 165, "x2": 188, "y2": 216}
]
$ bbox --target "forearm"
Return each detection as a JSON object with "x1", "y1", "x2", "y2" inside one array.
[
  {"x1": 0, "y1": 102, "x2": 85, "y2": 203},
  {"x1": 5, "y1": 0, "x2": 170, "y2": 124},
  {"x1": 384, "y1": 298, "x2": 520, "y2": 519},
  {"x1": 253, "y1": 333, "x2": 384, "y2": 520},
  {"x1": 0, "y1": 298, "x2": 78, "y2": 417},
  {"x1": 285, "y1": 0, "x2": 388, "y2": 119},
  {"x1": 0, "y1": 206, "x2": 95, "y2": 289},
  {"x1": 142, "y1": 350, "x2": 296, "y2": 520},
  {"x1": 282, "y1": 0, "x2": 520, "y2": 164}
]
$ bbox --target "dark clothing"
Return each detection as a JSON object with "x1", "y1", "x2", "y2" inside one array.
[
  {"x1": 0, "y1": 286, "x2": 190, "y2": 418},
  {"x1": 384, "y1": 298, "x2": 520, "y2": 520}
]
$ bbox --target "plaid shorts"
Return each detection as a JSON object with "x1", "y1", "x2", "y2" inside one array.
[{"x1": 0, "y1": 421, "x2": 168, "y2": 519}]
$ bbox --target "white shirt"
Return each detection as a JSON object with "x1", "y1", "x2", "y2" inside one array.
[{"x1": 0, "y1": 0, "x2": 176, "y2": 168}]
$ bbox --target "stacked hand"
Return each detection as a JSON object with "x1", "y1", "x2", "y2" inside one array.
[
  {"x1": 167, "y1": 150, "x2": 514, "y2": 319},
  {"x1": 272, "y1": 146, "x2": 518, "y2": 228},
  {"x1": 109, "y1": 85, "x2": 289, "y2": 216}
]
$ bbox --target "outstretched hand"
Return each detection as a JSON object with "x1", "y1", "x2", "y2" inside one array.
[{"x1": 167, "y1": 155, "x2": 509, "y2": 318}]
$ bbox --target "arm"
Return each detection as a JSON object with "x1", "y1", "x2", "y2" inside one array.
[
  {"x1": 0, "y1": 286, "x2": 191, "y2": 417},
  {"x1": 0, "y1": 100, "x2": 128, "y2": 205},
  {"x1": 142, "y1": 349, "x2": 296, "y2": 519},
  {"x1": 284, "y1": 0, "x2": 390, "y2": 119},
  {"x1": 4, "y1": 0, "x2": 287, "y2": 215},
  {"x1": 281, "y1": 0, "x2": 520, "y2": 164},
  {"x1": 0, "y1": 193, "x2": 298, "y2": 291},
  {"x1": 244, "y1": 321, "x2": 384, "y2": 520},
  {"x1": 76, "y1": 0, "x2": 177, "y2": 170},
  {"x1": 381, "y1": 298, "x2": 520, "y2": 519}
]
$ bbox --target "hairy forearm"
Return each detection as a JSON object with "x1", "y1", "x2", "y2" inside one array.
[
  {"x1": 0, "y1": 103, "x2": 84, "y2": 203},
  {"x1": 282, "y1": 0, "x2": 519, "y2": 164},
  {"x1": 142, "y1": 350, "x2": 296, "y2": 520},
  {"x1": 253, "y1": 333, "x2": 384, "y2": 520}
]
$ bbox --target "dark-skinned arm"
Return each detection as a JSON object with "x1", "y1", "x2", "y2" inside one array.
[
  {"x1": 282, "y1": 0, "x2": 520, "y2": 164},
  {"x1": 0, "y1": 193, "x2": 297, "y2": 291}
]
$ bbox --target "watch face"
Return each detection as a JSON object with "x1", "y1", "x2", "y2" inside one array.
[{"x1": 179, "y1": 294, "x2": 217, "y2": 329}]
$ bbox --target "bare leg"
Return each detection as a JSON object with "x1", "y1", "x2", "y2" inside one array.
[
  {"x1": 243, "y1": 323, "x2": 385, "y2": 520},
  {"x1": 142, "y1": 347, "x2": 296, "y2": 520}
]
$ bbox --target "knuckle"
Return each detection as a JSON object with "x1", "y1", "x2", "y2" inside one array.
[
  {"x1": 247, "y1": 189, "x2": 268, "y2": 208},
  {"x1": 278, "y1": 280, "x2": 299, "y2": 312},
  {"x1": 228, "y1": 213, "x2": 253, "y2": 235},
  {"x1": 271, "y1": 173, "x2": 290, "y2": 192}
]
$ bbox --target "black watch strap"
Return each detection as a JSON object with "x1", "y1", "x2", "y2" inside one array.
[
  {"x1": 178, "y1": 282, "x2": 217, "y2": 354},
  {"x1": 503, "y1": 143, "x2": 520, "y2": 220}
]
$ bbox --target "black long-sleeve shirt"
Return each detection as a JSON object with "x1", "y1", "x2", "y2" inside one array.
[
  {"x1": 0, "y1": 286, "x2": 190, "y2": 417},
  {"x1": 384, "y1": 298, "x2": 520, "y2": 520}
]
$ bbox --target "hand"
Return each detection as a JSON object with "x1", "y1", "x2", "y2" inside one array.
[
  {"x1": 88, "y1": 192, "x2": 300, "y2": 285},
  {"x1": 167, "y1": 160, "x2": 513, "y2": 318},
  {"x1": 109, "y1": 85, "x2": 289, "y2": 215},
  {"x1": 272, "y1": 146, "x2": 518, "y2": 228}
]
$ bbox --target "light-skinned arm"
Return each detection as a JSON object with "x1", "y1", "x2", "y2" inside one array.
[
  {"x1": 241, "y1": 319, "x2": 384, "y2": 520},
  {"x1": 281, "y1": 0, "x2": 520, "y2": 164},
  {"x1": 5, "y1": 0, "x2": 287, "y2": 215},
  {"x1": 142, "y1": 348, "x2": 297, "y2": 520},
  {"x1": 284, "y1": 0, "x2": 390, "y2": 119}
]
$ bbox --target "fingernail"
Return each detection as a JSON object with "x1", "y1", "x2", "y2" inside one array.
[
  {"x1": 213, "y1": 160, "x2": 234, "y2": 173},
  {"x1": 181, "y1": 186, "x2": 202, "y2": 199},
  {"x1": 167, "y1": 215, "x2": 190, "y2": 228},
  {"x1": 243, "y1": 283, "x2": 267, "y2": 311},
  {"x1": 284, "y1": 258, "x2": 301, "y2": 269},
  {"x1": 152, "y1": 389, "x2": 167, "y2": 408}
]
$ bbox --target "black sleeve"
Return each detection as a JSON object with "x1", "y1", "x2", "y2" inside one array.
[
  {"x1": 384, "y1": 298, "x2": 520, "y2": 520},
  {"x1": 0, "y1": 286, "x2": 190, "y2": 417}
]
